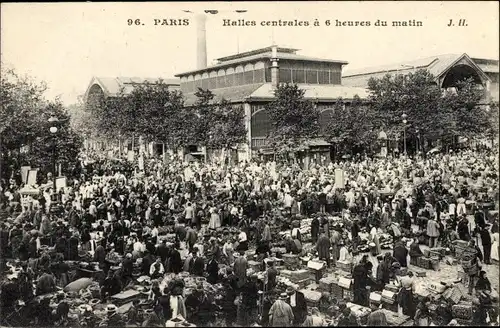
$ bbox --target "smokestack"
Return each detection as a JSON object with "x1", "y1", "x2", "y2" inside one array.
[
  {"x1": 195, "y1": 13, "x2": 207, "y2": 69},
  {"x1": 270, "y1": 45, "x2": 279, "y2": 88}
]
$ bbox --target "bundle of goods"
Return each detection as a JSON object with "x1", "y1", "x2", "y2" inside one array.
[
  {"x1": 426, "y1": 281, "x2": 448, "y2": 296},
  {"x1": 378, "y1": 309, "x2": 411, "y2": 326},
  {"x1": 276, "y1": 276, "x2": 299, "y2": 291},
  {"x1": 300, "y1": 289, "x2": 323, "y2": 308},
  {"x1": 346, "y1": 302, "x2": 372, "y2": 325},
  {"x1": 299, "y1": 218, "x2": 312, "y2": 241},
  {"x1": 379, "y1": 234, "x2": 394, "y2": 250},
  {"x1": 282, "y1": 253, "x2": 300, "y2": 270},
  {"x1": 105, "y1": 252, "x2": 123, "y2": 265}
]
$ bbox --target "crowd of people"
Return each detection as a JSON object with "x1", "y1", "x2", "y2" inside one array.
[{"x1": 0, "y1": 146, "x2": 499, "y2": 327}]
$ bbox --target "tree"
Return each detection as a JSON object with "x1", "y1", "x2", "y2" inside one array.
[
  {"x1": 21, "y1": 102, "x2": 83, "y2": 177},
  {"x1": 192, "y1": 89, "x2": 247, "y2": 151},
  {"x1": 0, "y1": 66, "x2": 82, "y2": 182},
  {"x1": 325, "y1": 95, "x2": 376, "y2": 153},
  {"x1": 90, "y1": 80, "x2": 191, "y2": 151},
  {"x1": 367, "y1": 70, "x2": 449, "y2": 141},
  {"x1": 486, "y1": 102, "x2": 499, "y2": 141},
  {"x1": 440, "y1": 78, "x2": 491, "y2": 139},
  {"x1": 367, "y1": 70, "x2": 491, "y2": 151},
  {"x1": 266, "y1": 83, "x2": 320, "y2": 154}
]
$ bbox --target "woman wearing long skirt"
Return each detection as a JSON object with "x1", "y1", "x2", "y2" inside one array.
[
  {"x1": 397, "y1": 272, "x2": 416, "y2": 318},
  {"x1": 208, "y1": 208, "x2": 221, "y2": 230},
  {"x1": 491, "y1": 228, "x2": 499, "y2": 263},
  {"x1": 370, "y1": 225, "x2": 382, "y2": 256}
]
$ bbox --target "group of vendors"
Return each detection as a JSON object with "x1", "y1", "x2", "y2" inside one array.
[{"x1": 0, "y1": 147, "x2": 498, "y2": 327}]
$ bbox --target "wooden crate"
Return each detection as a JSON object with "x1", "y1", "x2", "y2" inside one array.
[
  {"x1": 417, "y1": 256, "x2": 432, "y2": 269},
  {"x1": 410, "y1": 257, "x2": 420, "y2": 266},
  {"x1": 384, "y1": 284, "x2": 400, "y2": 293},
  {"x1": 379, "y1": 309, "x2": 410, "y2": 326},
  {"x1": 319, "y1": 277, "x2": 337, "y2": 293},
  {"x1": 452, "y1": 302, "x2": 473, "y2": 320},
  {"x1": 430, "y1": 247, "x2": 446, "y2": 257},
  {"x1": 343, "y1": 289, "x2": 354, "y2": 302},
  {"x1": 337, "y1": 260, "x2": 353, "y2": 273},
  {"x1": 331, "y1": 283, "x2": 344, "y2": 299},
  {"x1": 382, "y1": 301, "x2": 398, "y2": 313},
  {"x1": 290, "y1": 269, "x2": 310, "y2": 282},
  {"x1": 282, "y1": 254, "x2": 300, "y2": 269},
  {"x1": 295, "y1": 278, "x2": 311, "y2": 289}
]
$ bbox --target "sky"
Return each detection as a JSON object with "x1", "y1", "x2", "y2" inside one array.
[{"x1": 1, "y1": 1, "x2": 499, "y2": 105}]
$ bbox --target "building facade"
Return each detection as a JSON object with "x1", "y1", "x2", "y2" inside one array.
[
  {"x1": 175, "y1": 46, "x2": 368, "y2": 162},
  {"x1": 342, "y1": 53, "x2": 499, "y2": 103}
]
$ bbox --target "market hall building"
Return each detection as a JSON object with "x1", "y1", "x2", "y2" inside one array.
[
  {"x1": 83, "y1": 50, "x2": 498, "y2": 162},
  {"x1": 342, "y1": 53, "x2": 499, "y2": 103},
  {"x1": 175, "y1": 46, "x2": 368, "y2": 163}
]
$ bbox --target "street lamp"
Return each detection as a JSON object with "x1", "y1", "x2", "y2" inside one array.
[
  {"x1": 402, "y1": 113, "x2": 408, "y2": 156},
  {"x1": 48, "y1": 116, "x2": 59, "y2": 194}
]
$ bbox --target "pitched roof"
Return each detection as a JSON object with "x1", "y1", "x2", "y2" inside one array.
[
  {"x1": 247, "y1": 83, "x2": 369, "y2": 102},
  {"x1": 471, "y1": 58, "x2": 499, "y2": 74},
  {"x1": 343, "y1": 54, "x2": 462, "y2": 77},
  {"x1": 182, "y1": 83, "x2": 265, "y2": 106},
  {"x1": 343, "y1": 53, "x2": 491, "y2": 87},
  {"x1": 85, "y1": 76, "x2": 180, "y2": 98}
]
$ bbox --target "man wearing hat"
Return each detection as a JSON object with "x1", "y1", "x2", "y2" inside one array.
[
  {"x1": 268, "y1": 293, "x2": 294, "y2": 326},
  {"x1": 286, "y1": 285, "x2": 307, "y2": 326},
  {"x1": 233, "y1": 249, "x2": 248, "y2": 290},
  {"x1": 103, "y1": 304, "x2": 124, "y2": 327}
]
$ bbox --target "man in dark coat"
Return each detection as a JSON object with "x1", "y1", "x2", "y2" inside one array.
[
  {"x1": 316, "y1": 232, "x2": 331, "y2": 267},
  {"x1": 286, "y1": 286, "x2": 308, "y2": 326},
  {"x1": 479, "y1": 227, "x2": 492, "y2": 265},
  {"x1": 311, "y1": 216, "x2": 320, "y2": 244},
  {"x1": 190, "y1": 252, "x2": 205, "y2": 277},
  {"x1": 141, "y1": 250, "x2": 154, "y2": 276},
  {"x1": 206, "y1": 254, "x2": 219, "y2": 284},
  {"x1": 156, "y1": 240, "x2": 169, "y2": 263},
  {"x1": 121, "y1": 253, "x2": 134, "y2": 284},
  {"x1": 167, "y1": 244, "x2": 182, "y2": 274},
  {"x1": 101, "y1": 270, "x2": 122, "y2": 301},
  {"x1": 393, "y1": 238, "x2": 408, "y2": 267},
  {"x1": 353, "y1": 255, "x2": 373, "y2": 307}
]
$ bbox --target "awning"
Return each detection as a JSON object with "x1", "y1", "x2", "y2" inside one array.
[{"x1": 301, "y1": 138, "x2": 331, "y2": 148}]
